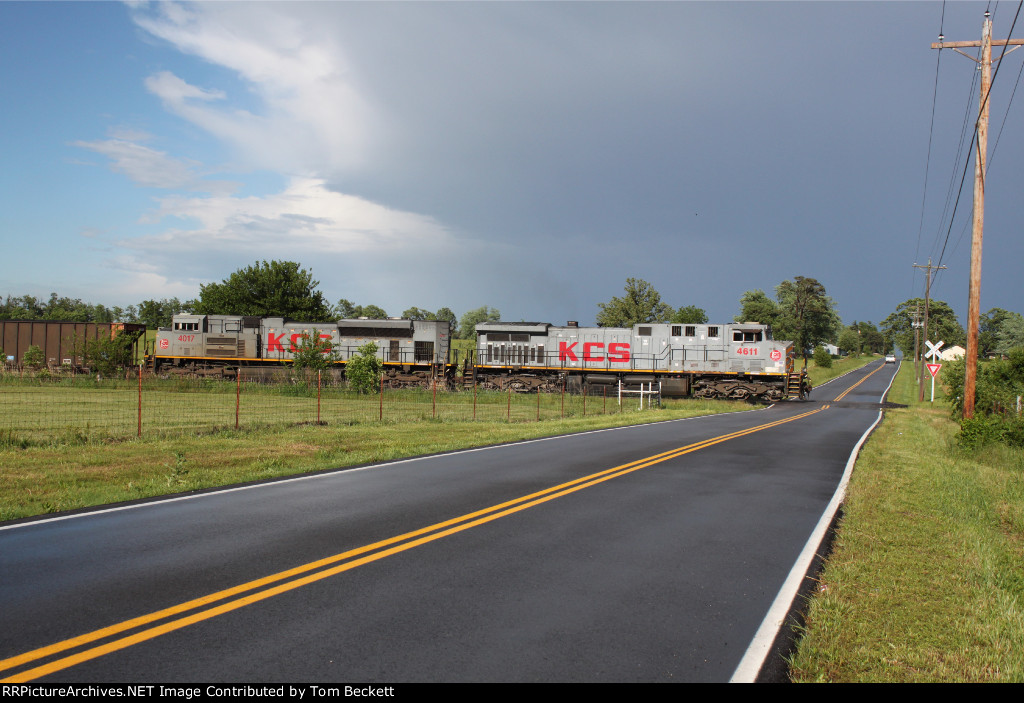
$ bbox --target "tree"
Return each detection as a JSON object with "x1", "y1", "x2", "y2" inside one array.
[
  {"x1": 0, "y1": 294, "x2": 113, "y2": 322},
  {"x1": 881, "y1": 299, "x2": 965, "y2": 357},
  {"x1": 813, "y1": 345, "x2": 833, "y2": 368},
  {"x1": 135, "y1": 298, "x2": 185, "y2": 328},
  {"x1": 346, "y1": 342, "x2": 382, "y2": 393},
  {"x1": 852, "y1": 321, "x2": 886, "y2": 355},
  {"x1": 838, "y1": 326, "x2": 862, "y2": 356},
  {"x1": 774, "y1": 276, "x2": 841, "y2": 356},
  {"x1": 838, "y1": 321, "x2": 885, "y2": 356},
  {"x1": 434, "y1": 307, "x2": 458, "y2": 335},
  {"x1": 977, "y1": 307, "x2": 1023, "y2": 357},
  {"x1": 333, "y1": 299, "x2": 388, "y2": 319},
  {"x1": 79, "y1": 334, "x2": 136, "y2": 376},
  {"x1": 995, "y1": 312, "x2": 1024, "y2": 354},
  {"x1": 734, "y1": 290, "x2": 780, "y2": 327},
  {"x1": 193, "y1": 261, "x2": 333, "y2": 321},
  {"x1": 672, "y1": 305, "x2": 708, "y2": 325},
  {"x1": 596, "y1": 278, "x2": 672, "y2": 328},
  {"x1": 402, "y1": 307, "x2": 436, "y2": 320},
  {"x1": 459, "y1": 306, "x2": 500, "y2": 340},
  {"x1": 290, "y1": 333, "x2": 340, "y2": 371},
  {"x1": 334, "y1": 299, "x2": 359, "y2": 319}
]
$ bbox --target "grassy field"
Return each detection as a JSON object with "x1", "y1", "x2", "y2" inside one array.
[
  {"x1": 789, "y1": 362, "x2": 1024, "y2": 682},
  {"x1": 0, "y1": 356, "x2": 874, "y2": 523},
  {"x1": 0, "y1": 376, "x2": 661, "y2": 444},
  {"x1": 0, "y1": 396, "x2": 749, "y2": 522}
]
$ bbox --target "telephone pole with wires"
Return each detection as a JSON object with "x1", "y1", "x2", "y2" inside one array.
[
  {"x1": 913, "y1": 260, "x2": 947, "y2": 402},
  {"x1": 931, "y1": 11, "x2": 1024, "y2": 418}
]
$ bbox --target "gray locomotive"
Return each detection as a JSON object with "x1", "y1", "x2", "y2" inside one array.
[
  {"x1": 152, "y1": 314, "x2": 805, "y2": 400},
  {"x1": 153, "y1": 314, "x2": 452, "y2": 387},
  {"x1": 469, "y1": 320, "x2": 803, "y2": 401}
]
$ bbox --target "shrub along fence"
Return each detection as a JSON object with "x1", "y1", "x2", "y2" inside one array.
[{"x1": 0, "y1": 369, "x2": 660, "y2": 444}]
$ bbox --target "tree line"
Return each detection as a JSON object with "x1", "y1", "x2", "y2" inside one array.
[
  {"x1": 7, "y1": 260, "x2": 1023, "y2": 358},
  {"x1": 598, "y1": 276, "x2": 1024, "y2": 360},
  {"x1": 1, "y1": 261, "x2": 499, "y2": 340}
]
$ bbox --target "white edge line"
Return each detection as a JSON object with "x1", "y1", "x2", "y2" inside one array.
[
  {"x1": 1, "y1": 403, "x2": 768, "y2": 532},
  {"x1": 729, "y1": 361, "x2": 900, "y2": 683}
]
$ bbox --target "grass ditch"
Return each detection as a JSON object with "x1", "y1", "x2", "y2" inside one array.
[{"x1": 788, "y1": 362, "x2": 1024, "y2": 682}]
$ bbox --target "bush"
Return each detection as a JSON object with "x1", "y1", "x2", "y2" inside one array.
[
  {"x1": 812, "y1": 346, "x2": 832, "y2": 368},
  {"x1": 957, "y1": 416, "x2": 1005, "y2": 449},
  {"x1": 346, "y1": 342, "x2": 382, "y2": 394},
  {"x1": 22, "y1": 345, "x2": 45, "y2": 369},
  {"x1": 291, "y1": 332, "x2": 339, "y2": 371},
  {"x1": 947, "y1": 348, "x2": 1024, "y2": 447}
]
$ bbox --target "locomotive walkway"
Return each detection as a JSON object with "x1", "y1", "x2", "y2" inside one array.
[{"x1": 0, "y1": 361, "x2": 898, "y2": 683}]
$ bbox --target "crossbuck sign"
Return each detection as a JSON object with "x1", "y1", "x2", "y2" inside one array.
[{"x1": 924, "y1": 340, "x2": 944, "y2": 403}]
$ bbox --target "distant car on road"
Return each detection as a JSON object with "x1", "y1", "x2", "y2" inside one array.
[{"x1": 885, "y1": 354, "x2": 896, "y2": 364}]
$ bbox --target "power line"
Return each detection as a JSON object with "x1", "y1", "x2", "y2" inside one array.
[
  {"x1": 933, "y1": 2, "x2": 1023, "y2": 270},
  {"x1": 913, "y1": 2, "x2": 948, "y2": 301}
]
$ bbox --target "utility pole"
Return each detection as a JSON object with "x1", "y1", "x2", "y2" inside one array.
[
  {"x1": 917, "y1": 304, "x2": 925, "y2": 376},
  {"x1": 931, "y1": 13, "x2": 1023, "y2": 418},
  {"x1": 914, "y1": 260, "x2": 947, "y2": 402}
]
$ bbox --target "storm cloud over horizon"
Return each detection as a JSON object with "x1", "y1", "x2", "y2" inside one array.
[{"x1": 2, "y1": 2, "x2": 1022, "y2": 327}]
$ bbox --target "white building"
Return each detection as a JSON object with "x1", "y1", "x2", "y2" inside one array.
[{"x1": 939, "y1": 345, "x2": 965, "y2": 361}]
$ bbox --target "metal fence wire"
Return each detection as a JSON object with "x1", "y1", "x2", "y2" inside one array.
[{"x1": 0, "y1": 369, "x2": 661, "y2": 443}]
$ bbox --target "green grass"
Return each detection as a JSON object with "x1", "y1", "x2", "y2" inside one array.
[
  {"x1": 788, "y1": 363, "x2": 1024, "y2": 682},
  {"x1": 0, "y1": 375, "x2": 686, "y2": 444},
  {"x1": 0, "y1": 359, "x2": 873, "y2": 523},
  {"x1": 0, "y1": 386, "x2": 747, "y2": 522}
]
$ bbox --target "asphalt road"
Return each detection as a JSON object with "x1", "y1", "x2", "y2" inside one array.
[{"x1": 0, "y1": 361, "x2": 898, "y2": 683}]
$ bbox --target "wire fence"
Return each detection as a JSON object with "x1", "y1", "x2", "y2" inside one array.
[{"x1": 0, "y1": 369, "x2": 661, "y2": 444}]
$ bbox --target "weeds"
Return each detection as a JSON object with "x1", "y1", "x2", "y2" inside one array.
[{"x1": 789, "y1": 364, "x2": 1024, "y2": 681}]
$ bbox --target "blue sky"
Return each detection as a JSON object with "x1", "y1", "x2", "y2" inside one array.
[{"x1": 2, "y1": 1, "x2": 1022, "y2": 328}]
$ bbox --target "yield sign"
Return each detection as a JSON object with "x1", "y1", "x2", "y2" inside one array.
[{"x1": 926, "y1": 363, "x2": 942, "y2": 378}]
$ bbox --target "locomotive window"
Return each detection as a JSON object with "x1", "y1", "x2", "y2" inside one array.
[
  {"x1": 414, "y1": 341, "x2": 434, "y2": 362},
  {"x1": 733, "y1": 331, "x2": 744, "y2": 342},
  {"x1": 734, "y1": 330, "x2": 763, "y2": 342},
  {"x1": 708, "y1": 326, "x2": 719, "y2": 338},
  {"x1": 174, "y1": 322, "x2": 199, "y2": 331},
  {"x1": 671, "y1": 326, "x2": 682, "y2": 337},
  {"x1": 685, "y1": 326, "x2": 696, "y2": 337},
  {"x1": 637, "y1": 326, "x2": 652, "y2": 336}
]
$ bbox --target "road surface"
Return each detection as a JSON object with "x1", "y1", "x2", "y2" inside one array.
[{"x1": 0, "y1": 360, "x2": 898, "y2": 682}]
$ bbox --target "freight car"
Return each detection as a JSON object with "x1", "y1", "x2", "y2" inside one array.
[
  {"x1": 0, "y1": 319, "x2": 145, "y2": 370},
  {"x1": 152, "y1": 314, "x2": 453, "y2": 387},
  {"x1": 468, "y1": 320, "x2": 805, "y2": 401}
]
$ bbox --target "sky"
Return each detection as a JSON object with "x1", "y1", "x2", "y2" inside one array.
[{"x1": 2, "y1": 0, "x2": 1022, "y2": 329}]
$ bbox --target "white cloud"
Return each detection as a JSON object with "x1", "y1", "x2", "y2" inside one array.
[
  {"x1": 125, "y1": 177, "x2": 453, "y2": 257},
  {"x1": 130, "y1": 2, "x2": 376, "y2": 175},
  {"x1": 144, "y1": 70, "x2": 225, "y2": 103},
  {"x1": 75, "y1": 137, "x2": 237, "y2": 194}
]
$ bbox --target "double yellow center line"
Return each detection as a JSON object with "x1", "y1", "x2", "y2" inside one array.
[
  {"x1": 1, "y1": 405, "x2": 830, "y2": 682},
  {"x1": 833, "y1": 361, "x2": 886, "y2": 401}
]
